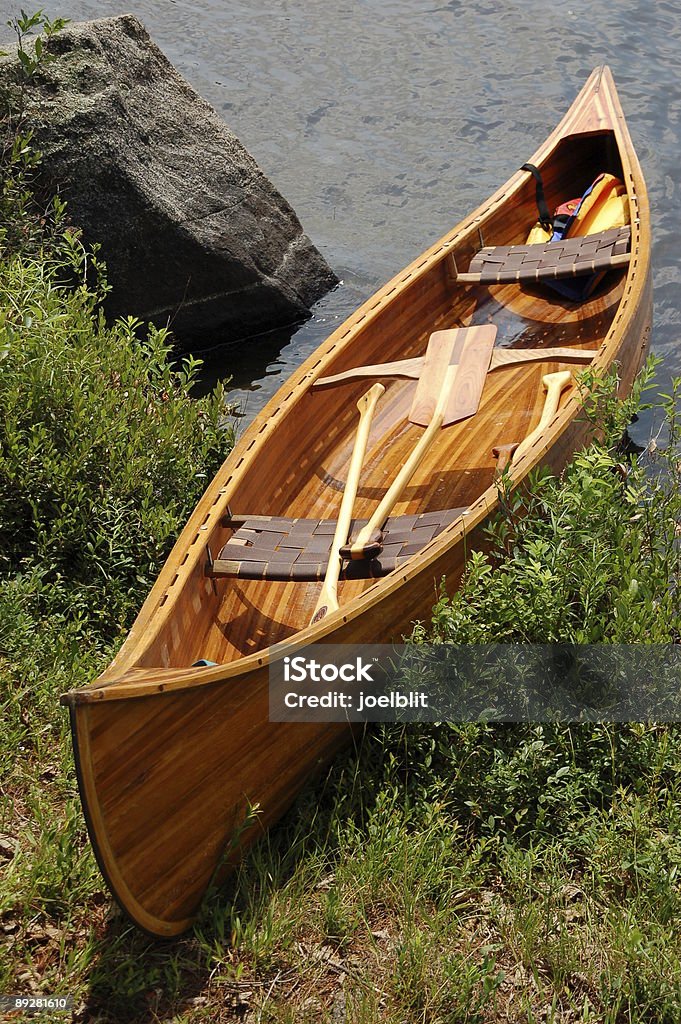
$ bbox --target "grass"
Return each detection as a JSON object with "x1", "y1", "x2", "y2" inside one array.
[
  {"x1": 2, "y1": 12, "x2": 681, "y2": 1024},
  {"x1": 10, "y1": 717, "x2": 674, "y2": 1023}
]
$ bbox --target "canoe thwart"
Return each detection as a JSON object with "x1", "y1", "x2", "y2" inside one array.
[
  {"x1": 313, "y1": 346, "x2": 595, "y2": 391},
  {"x1": 209, "y1": 508, "x2": 468, "y2": 581},
  {"x1": 456, "y1": 225, "x2": 631, "y2": 284}
]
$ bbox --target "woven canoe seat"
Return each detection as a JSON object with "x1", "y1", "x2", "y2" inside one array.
[
  {"x1": 210, "y1": 508, "x2": 467, "y2": 581},
  {"x1": 460, "y1": 225, "x2": 631, "y2": 285}
]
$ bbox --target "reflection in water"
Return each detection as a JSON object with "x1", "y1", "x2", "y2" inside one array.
[{"x1": 189, "y1": 321, "x2": 304, "y2": 403}]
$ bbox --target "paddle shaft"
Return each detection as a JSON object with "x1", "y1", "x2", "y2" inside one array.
[
  {"x1": 347, "y1": 363, "x2": 458, "y2": 559},
  {"x1": 310, "y1": 383, "x2": 385, "y2": 622}
]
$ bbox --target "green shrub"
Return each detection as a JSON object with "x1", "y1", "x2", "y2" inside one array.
[
  {"x1": 387, "y1": 364, "x2": 681, "y2": 845},
  {"x1": 427, "y1": 362, "x2": 680, "y2": 645},
  {"x1": 0, "y1": 275, "x2": 230, "y2": 638}
]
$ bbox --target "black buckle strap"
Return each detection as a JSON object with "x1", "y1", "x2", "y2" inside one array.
[{"x1": 521, "y1": 162, "x2": 552, "y2": 233}]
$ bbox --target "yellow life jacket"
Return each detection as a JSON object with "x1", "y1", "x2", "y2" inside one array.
[
  {"x1": 569, "y1": 173, "x2": 629, "y2": 235},
  {"x1": 526, "y1": 172, "x2": 629, "y2": 244}
]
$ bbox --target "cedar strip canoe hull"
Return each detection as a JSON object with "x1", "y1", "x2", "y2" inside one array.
[{"x1": 63, "y1": 67, "x2": 652, "y2": 937}]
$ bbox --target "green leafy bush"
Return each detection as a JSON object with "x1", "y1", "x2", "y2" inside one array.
[
  {"x1": 427, "y1": 362, "x2": 680, "y2": 645},
  {"x1": 0, "y1": 278, "x2": 230, "y2": 637},
  {"x1": 387, "y1": 362, "x2": 681, "y2": 844}
]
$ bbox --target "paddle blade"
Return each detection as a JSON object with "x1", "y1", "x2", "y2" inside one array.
[
  {"x1": 409, "y1": 325, "x2": 498, "y2": 427},
  {"x1": 408, "y1": 329, "x2": 465, "y2": 426},
  {"x1": 443, "y1": 325, "x2": 497, "y2": 425}
]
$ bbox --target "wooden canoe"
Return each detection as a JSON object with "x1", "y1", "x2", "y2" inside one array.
[{"x1": 62, "y1": 66, "x2": 651, "y2": 937}]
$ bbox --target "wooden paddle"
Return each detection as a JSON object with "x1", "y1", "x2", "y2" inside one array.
[
  {"x1": 501, "y1": 369, "x2": 574, "y2": 470},
  {"x1": 309, "y1": 382, "x2": 385, "y2": 623},
  {"x1": 342, "y1": 327, "x2": 496, "y2": 560},
  {"x1": 314, "y1": 343, "x2": 594, "y2": 391}
]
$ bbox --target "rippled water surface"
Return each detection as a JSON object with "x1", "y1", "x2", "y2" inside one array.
[{"x1": 7, "y1": 0, "x2": 681, "y2": 432}]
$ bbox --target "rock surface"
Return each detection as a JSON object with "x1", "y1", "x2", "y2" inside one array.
[{"x1": 1, "y1": 15, "x2": 338, "y2": 345}]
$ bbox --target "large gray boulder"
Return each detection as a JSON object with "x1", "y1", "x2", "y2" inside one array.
[{"x1": 1, "y1": 15, "x2": 337, "y2": 345}]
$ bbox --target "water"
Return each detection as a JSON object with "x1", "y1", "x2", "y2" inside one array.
[{"x1": 4, "y1": 0, "x2": 680, "y2": 436}]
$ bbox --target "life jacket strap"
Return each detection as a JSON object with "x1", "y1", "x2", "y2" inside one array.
[{"x1": 521, "y1": 162, "x2": 552, "y2": 233}]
